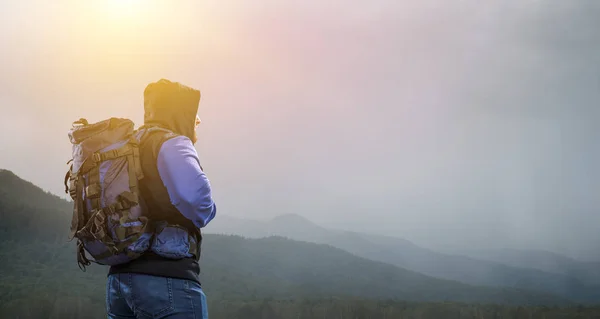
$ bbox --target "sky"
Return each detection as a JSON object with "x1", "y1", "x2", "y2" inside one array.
[{"x1": 0, "y1": 0, "x2": 599, "y2": 260}]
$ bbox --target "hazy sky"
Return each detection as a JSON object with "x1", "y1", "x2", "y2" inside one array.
[{"x1": 1, "y1": 0, "x2": 599, "y2": 260}]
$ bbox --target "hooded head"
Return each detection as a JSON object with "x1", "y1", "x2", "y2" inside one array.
[{"x1": 143, "y1": 79, "x2": 201, "y2": 142}]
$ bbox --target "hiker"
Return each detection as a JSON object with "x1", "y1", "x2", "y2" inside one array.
[{"x1": 105, "y1": 79, "x2": 217, "y2": 318}]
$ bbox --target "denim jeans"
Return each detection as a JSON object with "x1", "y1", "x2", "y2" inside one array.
[{"x1": 106, "y1": 273, "x2": 209, "y2": 319}]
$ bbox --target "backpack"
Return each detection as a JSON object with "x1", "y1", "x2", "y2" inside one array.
[{"x1": 64, "y1": 117, "x2": 153, "y2": 271}]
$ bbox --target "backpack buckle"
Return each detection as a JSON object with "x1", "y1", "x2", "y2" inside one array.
[{"x1": 92, "y1": 153, "x2": 102, "y2": 163}]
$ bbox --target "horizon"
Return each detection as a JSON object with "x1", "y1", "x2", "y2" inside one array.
[{"x1": 1, "y1": 0, "x2": 599, "y2": 261}]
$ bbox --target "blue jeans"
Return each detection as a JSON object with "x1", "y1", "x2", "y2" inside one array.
[{"x1": 106, "y1": 273, "x2": 209, "y2": 319}]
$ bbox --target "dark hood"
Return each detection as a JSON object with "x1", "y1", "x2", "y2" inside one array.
[{"x1": 142, "y1": 79, "x2": 200, "y2": 140}]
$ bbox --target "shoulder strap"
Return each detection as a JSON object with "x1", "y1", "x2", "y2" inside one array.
[
  {"x1": 138, "y1": 126, "x2": 204, "y2": 171},
  {"x1": 138, "y1": 126, "x2": 180, "y2": 158}
]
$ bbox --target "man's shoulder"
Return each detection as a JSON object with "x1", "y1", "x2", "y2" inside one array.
[
  {"x1": 155, "y1": 135, "x2": 199, "y2": 170},
  {"x1": 159, "y1": 135, "x2": 196, "y2": 155}
]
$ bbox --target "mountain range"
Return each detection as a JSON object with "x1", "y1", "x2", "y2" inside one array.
[
  {"x1": 204, "y1": 213, "x2": 600, "y2": 303},
  {"x1": 0, "y1": 168, "x2": 594, "y2": 308}
]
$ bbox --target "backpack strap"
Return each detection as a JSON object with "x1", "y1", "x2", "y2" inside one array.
[
  {"x1": 63, "y1": 160, "x2": 73, "y2": 195},
  {"x1": 126, "y1": 136, "x2": 144, "y2": 196},
  {"x1": 68, "y1": 173, "x2": 85, "y2": 241},
  {"x1": 87, "y1": 166, "x2": 102, "y2": 213},
  {"x1": 78, "y1": 139, "x2": 140, "y2": 176},
  {"x1": 76, "y1": 240, "x2": 91, "y2": 271}
]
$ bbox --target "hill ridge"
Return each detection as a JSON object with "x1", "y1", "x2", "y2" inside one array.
[{"x1": 205, "y1": 214, "x2": 600, "y2": 303}]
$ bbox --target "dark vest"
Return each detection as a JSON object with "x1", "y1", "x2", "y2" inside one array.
[{"x1": 107, "y1": 127, "x2": 202, "y2": 283}]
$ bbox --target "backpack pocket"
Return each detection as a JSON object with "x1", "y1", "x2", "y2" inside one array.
[{"x1": 151, "y1": 222, "x2": 195, "y2": 259}]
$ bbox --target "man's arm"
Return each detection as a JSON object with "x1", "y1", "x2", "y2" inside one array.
[{"x1": 155, "y1": 135, "x2": 217, "y2": 228}]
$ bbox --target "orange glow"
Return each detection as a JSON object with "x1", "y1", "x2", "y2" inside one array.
[
  {"x1": 105, "y1": 0, "x2": 143, "y2": 18},
  {"x1": 50, "y1": 0, "x2": 244, "y2": 89}
]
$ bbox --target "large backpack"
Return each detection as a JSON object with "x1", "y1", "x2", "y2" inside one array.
[{"x1": 64, "y1": 117, "x2": 153, "y2": 271}]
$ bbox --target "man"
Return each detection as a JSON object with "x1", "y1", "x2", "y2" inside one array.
[{"x1": 106, "y1": 79, "x2": 217, "y2": 319}]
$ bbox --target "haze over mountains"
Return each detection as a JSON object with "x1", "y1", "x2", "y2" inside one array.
[
  {"x1": 462, "y1": 249, "x2": 600, "y2": 287},
  {"x1": 204, "y1": 213, "x2": 600, "y2": 303},
  {"x1": 0, "y1": 168, "x2": 588, "y2": 308}
]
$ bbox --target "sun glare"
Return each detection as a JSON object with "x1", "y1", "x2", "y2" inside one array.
[
  {"x1": 64, "y1": 0, "x2": 235, "y2": 83},
  {"x1": 106, "y1": 0, "x2": 143, "y2": 19}
]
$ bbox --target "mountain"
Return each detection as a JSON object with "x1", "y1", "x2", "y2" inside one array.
[
  {"x1": 205, "y1": 213, "x2": 600, "y2": 303},
  {"x1": 461, "y1": 248, "x2": 600, "y2": 286},
  {"x1": 0, "y1": 169, "x2": 574, "y2": 309},
  {"x1": 0, "y1": 169, "x2": 72, "y2": 241}
]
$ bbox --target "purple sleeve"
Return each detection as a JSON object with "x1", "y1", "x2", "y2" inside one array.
[{"x1": 156, "y1": 136, "x2": 216, "y2": 228}]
